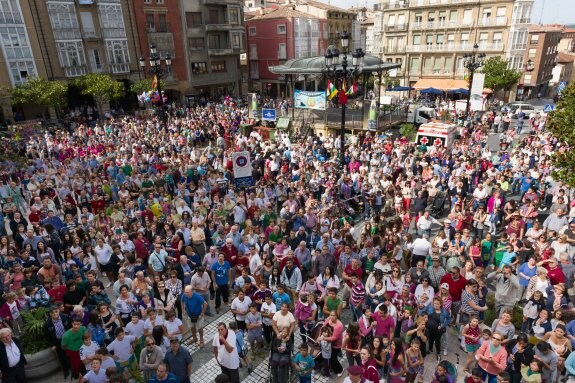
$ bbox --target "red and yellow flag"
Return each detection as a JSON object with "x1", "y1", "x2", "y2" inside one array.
[{"x1": 151, "y1": 75, "x2": 158, "y2": 91}]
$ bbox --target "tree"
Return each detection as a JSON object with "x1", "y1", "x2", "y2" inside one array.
[
  {"x1": 399, "y1": 123, "x2": 416, "y2": 140},
  {"x1": 548, "y1": 82, "x2": 575, "y2": 187},
  {"x1": 74, "y1": 73, "x2": 125, "y2": 113},
  {"x1": 130, "y1": 78, "x2": 166, "y2": 95},
  {"x1": 480, "y1": 56, "x2": 522, "y2": 92},
  {"x1": 10, "y1": 76, "x2": 68, "y2": 110}
]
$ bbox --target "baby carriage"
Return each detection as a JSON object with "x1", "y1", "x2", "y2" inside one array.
[
  {"x1": 300, "y1": 320, "x2": 325, "y2": 361},
  {"x1": 430, "y1": 191, "x2": 448, "y2": 217},
  {"x1": 268, "y1": 333, "x2": 293, "y2": 383}
]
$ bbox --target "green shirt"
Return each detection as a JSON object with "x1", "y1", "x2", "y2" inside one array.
[
  {"x1": 122, "y1": 165, "x2": 133, "y2": 176},
  {"x1": 325, "y1": 297, "x2": 341, "y2": 313},
  {"x1": 61, "y1": 326, "x2": 87, "y2": 351}
]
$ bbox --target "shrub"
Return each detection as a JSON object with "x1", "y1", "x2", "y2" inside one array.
[{"x1": 20, "y1": 307, "x2": 49, "y2": 354}]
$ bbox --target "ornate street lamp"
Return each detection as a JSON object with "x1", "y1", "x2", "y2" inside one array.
[
  {"x1": 139, "y1": 44, "x2": 172, "y2": 128},
  {"x1": 324, "y1": 31, "x2": 365, "y2": 165},
  {"x1": 463, "y1": 43, "x2": 486, "y2": 115}
]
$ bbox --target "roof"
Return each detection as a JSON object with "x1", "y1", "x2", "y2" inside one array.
[
  {"x1": 269, "y1": 54, "x2": 400, "y2": 74},
  {"x1": 298, "y1": 0, "x2": 356, "y2": 14},
  {"x1": 413, "y1": 78, "x2": 492, "y2": 93},
  {"x1": 251, "y1": 6, "x2": 318, "y2": 20},
  {"x1": 557, "y1": 52, "x2": 575, "y2": 63},
  {"x1": 529, "y1": 24, "x2": 564, "y2": 33}
]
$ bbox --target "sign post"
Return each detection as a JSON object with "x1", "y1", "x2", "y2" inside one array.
[
  {"x1": 232, "y1": 151, "x2": 254, "y2": 203},
  {"x1": 262, "y1": 109, "x2": 277, "y2": 122}
]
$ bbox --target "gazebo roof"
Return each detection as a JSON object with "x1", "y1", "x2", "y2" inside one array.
[{"x1": 268, "y1": 55, "x2": 401, "y2": 75}]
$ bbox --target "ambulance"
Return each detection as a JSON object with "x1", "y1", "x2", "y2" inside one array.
[{"x1": 414, "y1": 121, "x2": 457, "y2": 148}]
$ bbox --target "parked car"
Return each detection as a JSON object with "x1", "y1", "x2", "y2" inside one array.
[{"x1": 508, "y1": 102, "x2": 541, "y2": 118}]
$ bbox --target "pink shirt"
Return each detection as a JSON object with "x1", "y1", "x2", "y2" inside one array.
[
  {"x1": 374, "y1": 313, "x2": 395, "y2": 339},
  {"x1": 323, "y1": 320, "x2": 344, "y2": 349}
]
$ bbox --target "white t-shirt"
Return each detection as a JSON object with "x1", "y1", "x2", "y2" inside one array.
[
  {"x1": 79, "y1": 342, "x2": 100, "y2": 364},
  {"x1": 249, "y1": 254, "x2": 262, "y2": 275},
  {"x1": 212, "y1": 329, "x2": 240, "y2": 369},
  {"x1": 83, "y1": 368, "x2": 107, "y2": 383},
  {"x1": 272, "y1": 311, "x2": 296, "y2": 333},
  {"x1": 260, "y1": 302, "x2": 277, "y2": 326},
  {"x1": 94, "y1": 244, "x2": 113, "y2": 265},
  {"x1": 144, "y1": 316, "x2": 165, "y2": 334},
  {"x1": 165, "y1": 318, "x2": 183, "y2": 341},
  {"x1": 106, "y1": 335, "x2": 135, "y2": 363},
  {"x1": 231, "y1": 296, "x2": 252, "y2": 321},
  {"x1": 124, "y1": 320, "x2": 145, "y2": 339}
]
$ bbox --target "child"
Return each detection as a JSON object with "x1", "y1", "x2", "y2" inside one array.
[
  {"x1": 246, "y1": 303, "x2": 264, "y2": 357},
  {"x1": 229, "y1": 320, "x2": 254, "y2": 373},
  {"x1": 318, "y1": 326, "x2": 333, "y2": 377},
  {"x1": 521, "y1": 360, "x2": 543, "y2": 383},
  {"x1": 400, "y1": 308, "x2": 414, "y2": 344},
  {"x1": 124, "y1": 313, "x2": 145, "y2": 359},
  {"x1": 480, "y1": 328, "x2": 491, "y2": 346},
  {"x1": 462, "y1": 315, "x2": 481, "y2": 374},
  {"x1": 260, "y1": 294, "x2": 276, "y2": 346},
  {"x1": 469, "y1": 238, "x2": 481, "y2": 267},
  {"x1": 293, "y1": 344, "x2": 315, "y2": 383},
  {"x1": 405, "y1": 338, "x2": 424, "y2": 383},
  {"x1": 465, "y1": 367, "x2": 482, "y2": 383},
  {"x1": 366, "y1": 280, "x2": 384, "y2": 312}
]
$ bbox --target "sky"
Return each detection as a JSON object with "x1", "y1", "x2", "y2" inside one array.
[{"x1": 324, "y1": 0, "x2": 575, "y2": 25}]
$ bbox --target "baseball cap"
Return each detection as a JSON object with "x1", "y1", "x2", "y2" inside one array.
[{"x1": 440, "y1": 282, "x2": 449, "y2": 290}]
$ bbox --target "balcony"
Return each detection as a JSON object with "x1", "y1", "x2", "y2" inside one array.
[
  {"x1": 110, "y1": 63, "x2": 130, "y2": 73},
  {"x1": 383, "y1": 46, "x2": 406, "y2": 54},
  {"x1": 205, "y1": 23, "x2": 235, "y2": 32},
  {"x1": 478, "y1": 17, "x2": 508, "y2": 27},
  {"x1": 511, "y1": 17, "x2": 531, "y2": 25},
  {"x1": 411, "y1": 0, "x2": 479, "y2": 7},
  {"x1": 63, "y1": 65, "x2": 87, "y2": 78},
  {"x1": 407, "y1": 43, "x2": 504, "y2": 53},
  {"x1": 0, "y1": 10, "x2": 23, "y2": 25},
  {"x1": 385, "y1": 24, "x2": 409, "y2": 32},
  {"x1": 102, "y1": 28, "x2": 126, "y2": 39},
  {"x1": 510, "y1": 43, "x2": 527, "y2": 50},
  {"x1": 412, "y1": 20, "x2": 472, "y2": 30},
  {"x1": 53, "y1": 28, "x2": 82, "y2": 41},
  {"x1": 209, "y1": 47, "x2": 234, "y2": 56},
  {"x1": 82, "y1": 30, "x2": 100, "y2": 39},
  {"x1": 381, "y1": 1, "x2": 408, "y2": 9}
]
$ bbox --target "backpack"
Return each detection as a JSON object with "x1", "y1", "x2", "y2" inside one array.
[{"x1": 235, "y1": 330, "x2": 248, "y2": 358}]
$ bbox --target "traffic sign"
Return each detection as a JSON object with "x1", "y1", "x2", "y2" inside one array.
[
  {"x1": 544, "y1": 104, "x2": 555, "y2": 112},
  {"x1": 262, "y1": 108, "x2": 276, "y2": 121},
  {"x1": 559, "y1": 82, "x2": 567, "y2": 95},
  {"x1": 234, "y1": 176, "x2": 255, "y2": 188}
]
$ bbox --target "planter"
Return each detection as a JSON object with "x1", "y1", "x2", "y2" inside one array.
[{"x1": 24, "y1": 348, "x2": 60, "y2": 380}]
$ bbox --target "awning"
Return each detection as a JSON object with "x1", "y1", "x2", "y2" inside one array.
[
  {"x1": 413, "y1": 78, "x2": 493, "y2": 93},
  {"x1": 276, "y1": 117, "x2": 290, "y2": 129}
]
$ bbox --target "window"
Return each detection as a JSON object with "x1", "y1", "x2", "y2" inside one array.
[
  {"x1": 231, "y1": 34, "x2": 240, "y2": 48},
  {"x1": 528, "y1": 48, "x2": 536, "y2": 58},
  {"x1": 185, "y1": 12, "x2": 202, "y2": 28},
  {"x1": 438, "y1": 11, "x2": 446, "y2": 25},
  {"x1": 387, "y1": 15, "x2": 395, "y2": 26},
  {"x1": 427, "y1": 12, "x2": 435, "y2": 22},
  {"x1": 80, "y1": 12, "x2": 96, "y2": 36},
  {"x1": 144, "y1": 0, "x2": 151, "y2": 3},
  {"x1": 463, "y1": 9, "x2": 472, "y2": 25},
  {"x1": 278, "y1": 43, "x2": 286, "y2": 59},
  {"x1": 482, "y1": 8, "x2": 492, "y2": 20},
  {"x1": 146, "y1": 14, "x2": 155, "y2": 32},
  {"x1": 56, "y1": 41, "x2": 87, "y2": 77},
  {"x1": 229, "y1": 8, "x2": 239, "y2": 25},
  {"x1": 191, "y1": 62, "x2": 207, "y2": 74},
  {"x1": 90, "y1": 49, "x2": 101, "y2": 71},
  {"x1": 412, "y1": 34, "x2": 421, "y2": 45},
  {"x1": 479, "y1": 32, "x2": 488, "y2": 48},
  {"x1": 449, "y1": 10, "x2": 457, "y2": 21},
  {"x1": 530, "y1": 34, "x2": 539, "y2": 44},
  {"x1": 188, "y1": 37, "x2": 204, "y2": 50},
  {"x1": 445, "y1": 57, "x2": 453, "y2": 73},
  {"x1": 98, "y1": 4, "x2": 125, "y2": 32},
  {"x1": 447, "y1": 34, "x2": 455, "y2": 46},
  {"x1": 415, "y1": 13, "x2": 422, "y2": 25},
  {"x1": 423, "y1": 56, "x2": 432, "y2": 73},
  {"x1": 211, "y1": 60, "x2": 226, "y2": 73},
  {"x1": 249, "y1": 43, "x2": 257, "y2": 59},
  {"x1": 104, "y1": 39, "x2": 130, "y2": 73},
  {"x1": 158, "y1": 14, "x2": 167, "y2": 32},
  {"x1": 493, "y1": 32, "x2": 502, "y2": 48},
  {"x1": 156, "y1": 0, "x2": 164, "y2": 3},
  {"x1": 277, "y1": 24, "x2": 286, "y2": 34},
  {"x1": 436, "y1": 34, "x2": 444, "y2": 46},
  {"x1": 410, "y1": 57, "x2": 420, "y2": 74},
  {"x1": 250, "y1": 61, "x2": 259, "y2": 79},
  {"x1": 461, "y1": 33, "x2": 469, "y2": 47},
  {"x1": 9, "y1": 60, "x2": 35, "y2": 84},
  {"x1": 426, "y1": 34, "x2": 433, "y2": 46},
  {"x1": 47, "y1": 2, "x2": 81, "y2": 40},
  {"x1": 0, "y1": 26, "x2": 32, "y2": 59},
  {"x1": 249, "y1": 26, "x2": 256, "y2": 36},
  {"x1": 524, "y1": 74, "x2": 532, "y2": 83},
  {"x1": 433, "y1": 57, "x2": 441, "y2": 73},
  {"x1": 397, "y1": 14, "x2": 406, "y2": 27},
  {"x1": 496, "y1": 7, "x2": 506, "y2": 24}
]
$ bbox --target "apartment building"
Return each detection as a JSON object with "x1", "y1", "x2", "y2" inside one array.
[
  {"x1": 183, "y1": 0, "x2": 246, "y2": 98},
  {"x1": 521, "y1": 25, "x2": 561, "y2": 98},
  {"x1": 245, "y1": 6, "x2": 328, "y2": 96},
  {"x1": 29, "y1": 0, "x2": 140, "y2": 82},
  {"x1": 376, "y1": 0, "x2": 532, "y2": 98}
]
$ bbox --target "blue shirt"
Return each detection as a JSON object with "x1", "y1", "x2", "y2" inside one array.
[
  {"x1": 182, "y1": 292, "x2": 205, "y2": 317},
  {"x1": 148, "y1": 372, "x2": 178, "y2": 383},
  {"x1": 500, "y1": 251, "x2": 516, "y2": 267},
  {"x1": 212, "y1": 261, "x2": 231, "y2": 286},
  {"x1": 272, "y1": 291, "x2": 291, "y2": 308},
  {"x1": 293, "y1": 352, "x2": 315, "y2": 377},
  {"x1": 518, "y1": 262, "x2": 537, "y2": 286}
]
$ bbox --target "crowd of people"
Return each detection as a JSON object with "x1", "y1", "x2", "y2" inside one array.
[{"x1": 0, "y1": 95, "x2": 573, "y2": 383}]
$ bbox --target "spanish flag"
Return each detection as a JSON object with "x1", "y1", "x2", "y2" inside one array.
[
  {"x1": 327, "y1": 81, "x2": 338, "y2": 100},
  {"x1": 151, "y1": 75, "x2": 158, "y2": 91}
]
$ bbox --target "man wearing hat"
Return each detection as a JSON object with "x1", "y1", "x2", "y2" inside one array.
[
  {"x1": 442, "y1": 219, "x2": 455, "y2": 241},
  {"x1": 428, "y1": 252, "x2": 447, "y2": 290},
  {"x1": 342, "y1": 365, "x2": 363, "y2": 383},
  {"x1": 45, "y1": 305, "x2": 72, "y2": 378}
]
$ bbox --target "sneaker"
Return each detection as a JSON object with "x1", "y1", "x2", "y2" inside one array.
[
  {"x1": 105, "y1": 282, "x2": 113, "y2": 288},
  {"x1": 443, "y1": 350, "x2": 447, "y2": 356},
  {"x1": 337, "y1": 371, "x2": 344, "y2": 377}
]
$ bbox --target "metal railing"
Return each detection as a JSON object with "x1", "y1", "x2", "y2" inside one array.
[
  {"x1": 412, "y1": 20, "x2": 472, "y2": 29},
  {"x1": 406, "y1": 43, "x2": 503, "y2": 52},
  {"x1": 385, "y1": 24, "x2": 409, "y2": 32},
  {"x1": 411, "y1": 0, "x2": 478, "y2": 7},
  {"x1": 0, "y1": 10, "x2": 23, "y2": 24},
  {"x1": 511, "y1": 17, "x2": 531, "y2": 24},
  {"x1": 478, "y1": 17, "x2": 507, "y2": 27}
]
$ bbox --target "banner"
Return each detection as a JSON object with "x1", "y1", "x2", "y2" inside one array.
[
  {"x1": 366, "y1": 99, "x2": 378, "y2": 131},
  {"x1": 232, "y1": 151, "x2": 254, "y2": 188},
  {"x1": 294, "y1": 90, "x2": 326, "y2": 110},
  {"x1": 470, "y1": 73, "x2": 485, "y2": 112},
  {"x1": 248, "y1": 93, "x2": 260, "y2": 118}
]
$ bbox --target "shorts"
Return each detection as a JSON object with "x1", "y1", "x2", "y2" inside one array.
[
  {"x1": 189, "y1": 315, "x2": 205, "y2": 330},
  {"x1": 248, "y1": 333, "x2": 263, "y2": 345},
  {"x1": 466, "y1": 344, "x2": 480, "y2": 353}
]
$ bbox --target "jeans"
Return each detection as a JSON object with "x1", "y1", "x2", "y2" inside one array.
[
  {"x1": 351, "y1": 304, "x2": 363, "y2": 322},
  {"x1": 220, "y1": 366, "x2": 240, "y2": 383},
  {"x1": 299, "y1": 376, "x2": 312, "y2": 383},
  {"x1": 480, "y1": 366, "x2": 498, "y2": 383},
  {"x1": 215, "y1": 284, "x2": 230, "y2": 308},
  {"x1": 199, "y1": 291, "x2": 212, "y2": 315}
]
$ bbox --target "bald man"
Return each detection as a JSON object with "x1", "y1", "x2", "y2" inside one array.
[{"x1": 181, "y1": 285, "x2": 208, "y2": 347}]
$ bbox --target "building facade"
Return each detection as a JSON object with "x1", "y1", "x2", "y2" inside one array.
[
  {"x1": 132, "y1": 0, "x2": 188, "y2": 99},
  {"x1": 245, "y1": 6, "x2": 328, "y2": 97},
  {"x1": 521, "y1": 25, "x2": 561, "y2": 98},
  {"x1": 183, "y1": 0, "x2": 246, "y2": 99},
  {"x1": 377, "y1": 0, "x2": 529, "y2": 99}
]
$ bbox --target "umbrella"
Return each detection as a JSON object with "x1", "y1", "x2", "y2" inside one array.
[
  {"x1": 389, "y1": 86, "x2": 415, "y2": 91},
  {"x1": 447, "y1": 88, "x2": 470, "y2": 95},
  {"x1": 420, "y1": 87, "x2": 444, "y2": 95}
]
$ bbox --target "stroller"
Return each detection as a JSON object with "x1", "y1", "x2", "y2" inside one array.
[
  {"x1": 300, "y1": 320, "x2": 325, "y2": 361},
  {"x1": 269, "y1": 333, "x2": 293, "y2": 383},
  {"x1": 430, "y1": 191, "x2": 448, "y2": 217}
]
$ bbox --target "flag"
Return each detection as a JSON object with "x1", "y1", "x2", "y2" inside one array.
[
  {"x1": 346, "y1": 83, "x2": 357, "y2": 96},
  {"x1": 151, "y1": 75, "x2": 158, "y2": 91},
  {"x1": 327, "y1": 81, "x2": 338, "y2": 100}
]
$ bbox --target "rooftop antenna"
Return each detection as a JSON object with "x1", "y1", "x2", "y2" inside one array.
[{"x1": 538, "y1": 0, "x2": 545, "y2": 24}]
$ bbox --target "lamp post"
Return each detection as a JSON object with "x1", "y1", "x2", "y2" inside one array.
[
  {"x1": 463, "y1": 43, "x2": 486, "y2": 116},
  {"x1": 324, "y1": 31, "x2": 365, "y2": 165},
  {"x1": 139, "y1": 44, "x2": 171, "y2": 128}
]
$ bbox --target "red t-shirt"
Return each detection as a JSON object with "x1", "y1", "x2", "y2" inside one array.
[
  {"x1": 440, "y1": 273, "x2": 467, "y2": 302},
  {"x1": 545, "y1": 266, "x2": 566, "y2": 285},
  {"x1": 344, "y1": 264, "x2": 363, "y2": 287}
]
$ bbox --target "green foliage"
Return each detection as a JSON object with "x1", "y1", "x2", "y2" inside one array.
[
  {"x1": 480, "y1": 56, "x2": 522, "y2": 92},
  {"x1": 399, "y1": 123, "x2": 416, "y2": 140},
  {"x1": 548, "y1": 82, "x2": 575, "y2": 187},
  {"x1": 74, "y1": 73, "x2": 125, "y2": 111},
  {"x1": 20, "y1": 307, "x2": 49, "y2": 354},
  {"x1": 10, "y1": 77, "x2": 68, "y2": 108},
  {"x1": 484, "y1": 294, "x2": 523, "y2": 330},
  {"x1": 130, "y1": 78, "x2": 166, "y2": 95}
]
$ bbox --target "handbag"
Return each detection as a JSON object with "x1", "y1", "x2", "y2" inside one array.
[
  {"x1": 367, "y1": 365, "x2": 386, "y2": 383},
  {"x1": 523, "y1": 301, "x2": 538, "y2": 319}
]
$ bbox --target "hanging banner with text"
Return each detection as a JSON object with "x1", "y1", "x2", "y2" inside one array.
[
  {"x1": 470, "y1": 73, "x2": 485, "y2": 112},
  {"x1": 248, "y1": 93, "x2": 260, "y2": 118},
  {"x1": 232, "y1": 151, "x2": 254, "y2": 188},
  {"x1": 294, "y1": 90, "x2": 326, "y2": 110}
]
